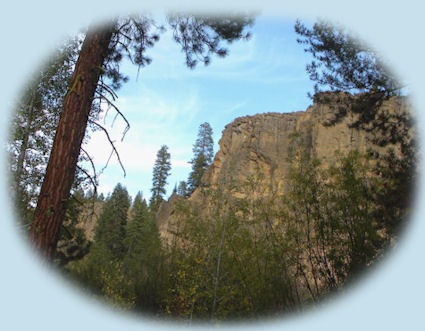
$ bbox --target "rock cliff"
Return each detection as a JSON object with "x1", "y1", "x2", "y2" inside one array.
[{"x1": 157, "y1": 92, "x2": 410, "y2": 241}]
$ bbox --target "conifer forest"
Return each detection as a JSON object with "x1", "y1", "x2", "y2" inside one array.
[{"x1": 7, "y1": 14, "x2": 416, "y2": 324}]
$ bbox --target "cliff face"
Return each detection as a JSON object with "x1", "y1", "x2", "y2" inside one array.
[{"x1": 157, "y1": 92, "x2": 410, "y2": 241}]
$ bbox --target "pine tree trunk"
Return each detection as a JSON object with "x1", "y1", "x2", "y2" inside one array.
[{"x1": 30, "y1": 23, "x2": 115, "y2": 261}]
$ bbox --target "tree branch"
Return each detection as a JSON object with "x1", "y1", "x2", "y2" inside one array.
[
  {"x1": 80, "y1": 147, "x2": 98, "y2": 186},
  {"x1": 98, "y1": 81, "x2": 119, "y2": 101},
  {"x1": 88, "y1": 120, "x2": 126, "y2": 177},
  {"x1": 95, "y1": 93, "x2": 130, "y2": 140}
]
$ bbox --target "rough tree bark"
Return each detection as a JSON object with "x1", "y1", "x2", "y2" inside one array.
[{"x1": 29, "y1": 23, "x2": 115, "y2": 261}]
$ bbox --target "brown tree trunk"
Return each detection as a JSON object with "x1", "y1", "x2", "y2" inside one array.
[{"x1": 30, "y1": 23, "x2": 115, "y2": 261}]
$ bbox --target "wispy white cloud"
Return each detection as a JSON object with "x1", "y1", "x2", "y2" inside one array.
[
  {"x1": 83, "y1": 81, "x2": 202, "y2": 198},
  {"x1": 82, "y1": 17, "x2": 314, "y2": 199}
]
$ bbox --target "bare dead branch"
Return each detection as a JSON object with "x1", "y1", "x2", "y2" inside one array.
[
  {"x1": 88, "y1": 120, "x2": 126, "y2": 177},
  {"x1": 98, "y1": 81, "x2": 119, "y2": 101},
  {"x1": 75, "y1": 160, "x2": 99, "y2": 224},
  {"x1": 76, "y1": 165, "x2": 98, "y2": 197},
  {"x1": 96, "y1": 93, "x2": 130, "y2": 140},
  {"x1": 101, "y1": 148, "x2": 115, "y2": 175},
  {"x1": 80, "y1": 147, "x2": 98, "y2": 185}
]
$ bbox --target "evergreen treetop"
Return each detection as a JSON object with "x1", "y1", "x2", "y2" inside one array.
[
  {"x1": 150, "y1": 145, "x2": 171, "y2": 212},
  {"x1": 93, "y1": 183, "x2": 130, "y2": 259},
  {"x1": 294, "y1": 19, "x2": 401, "y2": 97},
  {"x1": 192, "y1": 122, "x2": 214, "y2": 164},
  {"x1": 187, "y1": 122, "x2": 214, "y2": 195}
]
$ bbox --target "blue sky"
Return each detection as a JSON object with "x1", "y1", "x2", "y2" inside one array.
[
  {"x1": 2, "y1": 2, "x2": 425, "y2": 331},
  {"x1": 84, "y1": 16, "x2": 316, "y2": 201}
]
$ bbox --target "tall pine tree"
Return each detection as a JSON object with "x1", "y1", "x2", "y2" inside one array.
[
  {"x1": 29, "y1": 14, "x2": 254, "y2": 260},
  {"x1": 187, "y1": 122, "x2": 214, "y2": 195},
  {"x1": 150, "y1": 145, "x2": 171, "y2": 212}
]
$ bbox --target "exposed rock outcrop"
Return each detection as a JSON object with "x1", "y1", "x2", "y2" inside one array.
[{"x1": 157, "y1": 92, "x2": 411, "y2": 241}]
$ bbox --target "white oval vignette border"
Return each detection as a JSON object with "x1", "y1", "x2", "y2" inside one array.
[{"x1": 0, "y1": 1, "x2": 424, "y2": 331}]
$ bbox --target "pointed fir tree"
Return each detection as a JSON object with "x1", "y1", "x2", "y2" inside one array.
[
  {"x1": 150, "y1": 145, "x2": 171, "y2": 212},
  {"x1": 177, "y1": 180, "x2": 189, "y2": 198},
  {"x1": 124, "y1": 192, "x2": 152, "y2": 258},
  {"x1": 187, "y1": 122, "x2": 214, "y2": 195},
  {"x1": 93, "y1": 183, "x2": 131, "y2": 260},
  {"x1": 123, "y1": 191, "x2": 162, "y2": 311},
  {"x1": 70, "y1": 183, "x2": 131, "y2": 297}
]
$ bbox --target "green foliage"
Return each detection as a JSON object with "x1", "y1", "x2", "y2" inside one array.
[
  {"x1": 329, "y1": 151, "x2": 384, "y2": 275},
  {"x1": 94, "y1": 183, "x2": 130, "y2": 259},
  {"x1": 294, "y1": 19, "x2": 409, "y2": 134},
  {"x1": 295, "y1": 18, "x2": 416, "y2": 238},
  {"x1": 284, "y1": 142, "x2": 385, "y2": 293},
  {"x1": 162, "y1": 134, "x2": 401, "y2": 320},
  {"x1": 164, "y1": 180, "x2": 299, "y2": 321},
  {"x1": 69, "y1": 136, "x2": 407, "y2": 320},
  {"x1": 71, "y1": 185, "x2": 128, "y2": 283},
  {"x1": 70, "y1": 248, "x2": 135, "y2": 309},
  {"x1": 7, "y1": 37, "x2": 96, "y2": 265},
  {"x1": 104, "y1": 14, "x2": 254, "y2": 87},
  {"x1": 8, "y1": 38, "x2": 80, "y2": 226},
  {"x1": 294, "y1": 19, "x2": 400, "y2": 97},
  {"x1": 187, "y1": 153, "x2": 208, "y2": 194},
  {"x1": 150, "y1": 145, "x2": 171, "y2": 212},
  {"x1": 123, "y1": 192, "x2": 163, "y2": 312},
  {"x1": 99, "y1": 260, "x2": 136, "y2": 310},
  {"x1": 69, "y1": 184, "x2": 133, "y2": 307},
  {"x1": 54, "y1": 189, "x2": 91, "y2": 266},
  {"x1": 62, "y1": 18, "x2": 412, "y2": 320},
  {"x1": 167, "y1": 14, "x2": 254, "y2": 68},
  {"x1": 176, "y1": 181, "x2": 189, "y2": 198},
  {"x1": 69, "y1": 187, "x2": 166, "y2": 312},
  {"x1": 8, "y1": 37, "x2": 103, "y2": 253},
  {"x1": 164, "y1": 190, "x2": 246, "y2": 320},
  {"x1": 19, "y1": 12, "x2": 254, "y2": 261}
]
